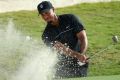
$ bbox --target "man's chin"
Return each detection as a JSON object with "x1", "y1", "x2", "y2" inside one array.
[{"x1": 48, "y1": 21, "x2": 53, "y2": 24}]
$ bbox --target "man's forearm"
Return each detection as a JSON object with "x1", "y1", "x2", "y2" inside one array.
[
  {"x1": 59, "y1": 44, "x2": 87, "y2": 62},
  {"x1": 62, "y1": 46, "x2": 82, "y2": 58},
  {"x1": 53, "y1": 41, "x2": 86, "y2": 62}
]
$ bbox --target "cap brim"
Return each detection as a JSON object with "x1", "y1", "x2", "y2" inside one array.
[
  {"x1": 38, "y1": 9, "x2": 50, "y2": 16},
  {"x1": 39, "y1": 9, "x2": 50, "y2": 14}
]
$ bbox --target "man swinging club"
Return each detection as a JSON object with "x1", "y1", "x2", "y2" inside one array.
[{"x1": 37, "y1": 1, "x2": 89, "y2": 78}]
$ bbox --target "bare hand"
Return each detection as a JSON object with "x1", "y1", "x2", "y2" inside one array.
[
  {"x1": 78, "y1": 54, "x2": 89, "y2": 63},
  {"x1": 53, "y1": 41, "x2": 65, "y2": 51}
]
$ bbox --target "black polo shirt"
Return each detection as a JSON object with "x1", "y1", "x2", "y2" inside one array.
[{"x1": 42, "y1": 14, "x2": 85, "y2": 67}]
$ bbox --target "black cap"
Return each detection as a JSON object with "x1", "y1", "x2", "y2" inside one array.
[{"x1": 37, "y1": 1, "x2": 54, "y2": 14}]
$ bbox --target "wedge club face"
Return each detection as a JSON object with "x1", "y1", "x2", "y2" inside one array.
[{"x1": 112, "y1": 35, "x2": 119, "y2": 43}]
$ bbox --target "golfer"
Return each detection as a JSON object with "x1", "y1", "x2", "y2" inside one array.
[{"x1": 37, "y1": 1, "x2": 89, "y2": 78}]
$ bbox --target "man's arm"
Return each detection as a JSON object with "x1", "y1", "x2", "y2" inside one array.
[
  {"x1": 76, "y1": 30, "x2": 88, "y2": 54},
  {"x1": 53, "y1": 30, "x2": 88, "y2": 62},
  {"x1": 53, "y1": 43, "x2": 87, "y2": 63}
]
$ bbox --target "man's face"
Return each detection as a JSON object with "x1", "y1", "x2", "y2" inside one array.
[{"x1": 40, "y1": 9, "x2": 55, "y2": 23}]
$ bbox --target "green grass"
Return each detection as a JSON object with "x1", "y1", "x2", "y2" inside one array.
[
  {"x1": 0, "y1": 1, "x2": 120, "y2": 80},
  {"x1": 57, "y1": 75, "x2": 120, "y2": 80}
]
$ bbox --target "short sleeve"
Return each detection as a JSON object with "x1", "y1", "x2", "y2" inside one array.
[{"x1": 71, "y1": 15, "x2": 85, "y2": 34}]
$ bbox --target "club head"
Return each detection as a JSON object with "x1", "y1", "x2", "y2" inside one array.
[{"x1": 112, "y1": 35, "x2": 119, "y2": 44}]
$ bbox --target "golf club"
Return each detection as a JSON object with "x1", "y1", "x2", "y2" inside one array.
[{"x1": 78, "y1": 35, "x2": 119, "y2": 66}]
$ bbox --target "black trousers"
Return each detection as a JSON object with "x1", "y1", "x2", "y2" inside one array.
[{"x1": 55, "y1": 62, "x2": 89, "y2": 78}]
